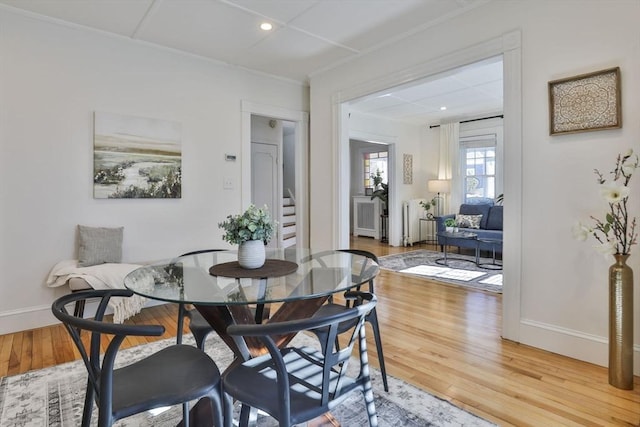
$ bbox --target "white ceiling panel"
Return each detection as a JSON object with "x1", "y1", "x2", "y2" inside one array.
[
  {"x1": 0, "y1": 0, "x2": 152, "y2": 36},
  {"x1": 349, "y1": 56, "x2": 503, "y2": 125},
  {"x1": 239, "y1": 26, "x2": 354, "y2": 77},
  {"x1": 288, "y1": 0, "x2": 430, "y2": 50},
  {"x1": 391, "y1": 77, "x2": 470, "y2": 102},
  {"x1": 373, "y1": 102, "x2": 439, "y2": 117},
  {"x1": 474, "y1": 80, "x2": 504, "y2": 100},
  {"x1": 137, "y1": 1, "x2": 269, "y2": 57},
  {"x1": 225, "y1": 0, "x2": 319, "y2": 23},
  {"x1": 0, "y1": 0, "x2": 501, "y2": 124},
  {"x1": 453, "y1": 58, "x2": 503, "y2": 85}
]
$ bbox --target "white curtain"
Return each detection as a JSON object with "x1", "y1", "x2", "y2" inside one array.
[{"x1": 438, "y1": 122, "x2": 460, "y2": 214}]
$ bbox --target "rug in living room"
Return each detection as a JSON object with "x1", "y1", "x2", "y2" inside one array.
[
  {"x1": 0, "y1": 334, "x2": 495, "y2": 427},
  {"x1": 378, "y1": 249, "x2": 502, "y2": 293}
]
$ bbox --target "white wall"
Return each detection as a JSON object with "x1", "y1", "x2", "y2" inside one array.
[
  {"x1": 309, "y1": 0, "x2": 640, "y2": 372},
  {"x1": 0, "y1": 10, "x2": 308, "y2": 333}
]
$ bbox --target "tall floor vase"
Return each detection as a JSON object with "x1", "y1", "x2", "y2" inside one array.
[{"x1": 608, "y1": 253, "x2": 634, "y2": 390}]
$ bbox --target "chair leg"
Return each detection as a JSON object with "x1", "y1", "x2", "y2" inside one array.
[
  {"x1": 81, "y1": 380, "x2": 94, "y2": 427},
  {"x1": 177, "y1": 303, "x2": 186, "y2": 345},
  {"x1": 177, "y1": 394, "x2": 230, "y2": 427},
  {"x1": 358, "y1": 326, "x2": 378, "y2": 427},
  {"x1": 367, "y1": 309, "x2": 389, "y2": 392},
  {"x1": 73, "y1": 299, "x2": 86, "y2": 318},
  {"x1": 222, "y1": 390, "x2": 234, "y2": 427},
  {"x1": 238, "y1": 404, "x2": 252, "y2": 427},
  {"x1": 182, "y1": 402, "x2": 190, "y2": 427},
  {"x1": 204, "y1": 384, "x2": 229, "y2": 427},
  {"x1": 192, "y1": 329, "x2": 211, "y2": 351}
]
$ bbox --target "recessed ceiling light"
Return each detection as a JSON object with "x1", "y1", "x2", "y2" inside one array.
[
  {"x1": 260, "y1": 22, "x2": 273, "y2": 31},
  {"x1": 440, "y1": 106, "x2": 447, "y2": 111}
]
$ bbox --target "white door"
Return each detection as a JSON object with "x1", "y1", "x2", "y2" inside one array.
[{"x1": 251, "y1": 142, "x2": 279, "y2": 248}]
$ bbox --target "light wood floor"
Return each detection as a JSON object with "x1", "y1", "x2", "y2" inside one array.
[{"x1": 1, "y1": 237, "x2": 638, "y2": 426}]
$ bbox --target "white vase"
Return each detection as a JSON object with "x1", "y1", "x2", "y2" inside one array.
[{"x1": 237, "y1": 240, "x2": 266, "y2": 269}]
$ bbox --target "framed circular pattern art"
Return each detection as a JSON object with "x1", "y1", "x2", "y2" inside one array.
[{"x1": 548, "y1": 67, "x2": 621, "y2": 135}]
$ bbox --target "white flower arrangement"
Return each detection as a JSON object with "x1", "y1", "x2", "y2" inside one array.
[{"x1": 573, "y1": 149, "x2": 638, "y2": 256}]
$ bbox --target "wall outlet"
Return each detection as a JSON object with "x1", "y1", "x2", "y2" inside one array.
[{"x1": 223, "y1": 176, "x2": 234, "y2": 190}]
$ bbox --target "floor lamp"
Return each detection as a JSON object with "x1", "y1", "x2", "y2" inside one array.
[{"x1": 428, "y1": 179, "x2": 451, "y2": 217}]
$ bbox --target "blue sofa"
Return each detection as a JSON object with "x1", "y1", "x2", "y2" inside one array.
[{"x1": 436, "y1": 199, "x2": 503, "y2": 253}]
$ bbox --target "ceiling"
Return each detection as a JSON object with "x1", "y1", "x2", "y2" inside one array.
[
  {"x1": 349, "y1": 56, "x2": 503, "y2": 125},
  {"x1": 1, "y1": 0, "x2": 502, "y2": 125}
]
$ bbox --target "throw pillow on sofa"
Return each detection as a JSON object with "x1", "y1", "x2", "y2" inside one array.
[{"x1": 456, "y1": 214, "x2": 482, "y2": 229}]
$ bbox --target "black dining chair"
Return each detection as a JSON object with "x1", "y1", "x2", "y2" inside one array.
[
  {"x1": 175, "y1": 249, "x2": 224, "y2": 349},
  {"x1": 304, "y1": 249, "x2": 389, "y2": 392},
  {"x1": 52, "y1": 289, "x2": 231, "y2": 427},
  {"x1": 223, "y1": 292, "x2": 379, "y2": 427}
]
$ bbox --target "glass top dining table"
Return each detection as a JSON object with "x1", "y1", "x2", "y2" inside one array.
[
  {"x1": 124, "y1": 248, "x2": 379, "y2": 425},
  {"x1": 124, "y1": 248, "x2": 379, "y2": 360},
  {"x1": 123, "y1": 248, "x2": 379, "y2": 306}
]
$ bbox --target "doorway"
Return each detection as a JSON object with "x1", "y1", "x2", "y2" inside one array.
[
  {"x1": 251, "y1": 141, "x2": 279, "y2": 248},
  {"x1": 241, "y1": 101, "x2": 310, "y2": 249},
  {"x1": 333, "y1": 31, "x2": 523, "y2": 341}
]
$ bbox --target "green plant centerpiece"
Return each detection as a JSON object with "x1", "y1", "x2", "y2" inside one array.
[{"x1": 219, "y1": 204, "x2": 275, "y2": 269}]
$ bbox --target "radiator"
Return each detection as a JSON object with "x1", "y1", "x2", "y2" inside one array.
[
  {"x1": 402, "y1": 198, "x2": 426, "y2": 246},
  {"x1": 353, "y1": 197, "x2": 381, "y2": 239}
]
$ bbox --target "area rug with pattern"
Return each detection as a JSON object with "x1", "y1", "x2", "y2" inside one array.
[
  {"x1": 378, "y1": 249, "x2": 503, "y2": 293},
  {"x1": 0, "y1": 333, "x2": 495, "y2": 427}
]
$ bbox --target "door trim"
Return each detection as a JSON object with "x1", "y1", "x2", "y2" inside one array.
[
  {"x1": 333, "y1": 30, "x2": 522, "y2": 342},
  {"x1": 241, "y1": 101, "x2": 310, "y2": 248}
]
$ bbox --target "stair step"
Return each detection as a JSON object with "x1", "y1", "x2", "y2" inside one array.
[
  {"x1": 283, "y1": 206, "x2": 295, "y2": 215},
  {"x1": 283, "y1": 232, "x2": 296, "y2": 240},
  {"x1": 282, "y1": 236, "x2": 296, "y2": 248}
]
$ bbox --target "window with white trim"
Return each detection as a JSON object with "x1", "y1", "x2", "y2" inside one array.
[{"x1": 460, "y1": 134, "x2": 497, "y2": 202}]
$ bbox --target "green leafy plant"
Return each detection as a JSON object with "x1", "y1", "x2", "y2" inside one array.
[
  {"x1": 370, "y1": 169, "x2": 384, "y2": 188},
  {"x1": 444, "y1": 218, "x2": 457, "y2": 228},
  {"x1": 370, "y1": 182, "x2": 388, "y2": 206},
  {"x1": 419, "y1": 198, "x2": 437, "y2": 212},
  {"x1": 218, "y1": 204, "x2": 276, "y2": 245},
  {"x1": 573, "y1": 149, "x2": 638, "y2": 255}
]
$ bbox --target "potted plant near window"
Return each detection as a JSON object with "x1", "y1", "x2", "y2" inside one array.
[
  {"x1": 371, "y1": 170, "x2": 384, "y2": 189},
  {"x1": 218, "y1": 204, "x2": 276, "y2": 269},
  {"x1": 370, "y1": 181, "x2": 388, "y2": 214}
]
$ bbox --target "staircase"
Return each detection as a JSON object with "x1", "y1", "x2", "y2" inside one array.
[{"x1": 281, "y1": 196, "x2": 296, "y2": 248}]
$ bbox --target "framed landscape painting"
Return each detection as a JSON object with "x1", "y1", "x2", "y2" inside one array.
[
  {"x1": 548, "y1": 67, "x2": 621, "y2": 135},
  {"x1": 93, "y1": 112, "x2": 182, "y2": 199}
]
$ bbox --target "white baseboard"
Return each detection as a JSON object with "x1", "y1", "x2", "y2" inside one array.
[
  {"x1": 0, "y1": 299, "x2": 168, "y2": 335},
  {"x1": 520, "y1": 318, "x2": 640, "y2": 375}
]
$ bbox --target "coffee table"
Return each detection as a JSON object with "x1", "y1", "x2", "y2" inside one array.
[
  {"x1": 436, "y1": 231, "x2": 478, "y2": 266},
  {"x1": 477, "y1": 238, "x2": 503, "y2": 270}
]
